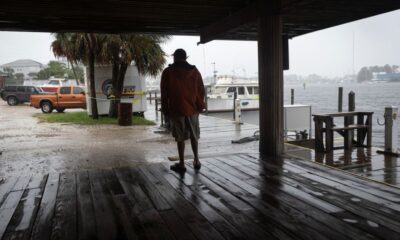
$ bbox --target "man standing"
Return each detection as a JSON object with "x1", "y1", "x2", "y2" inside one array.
[{"x1": 161, "y1": 49, "x2": 205, "y2": 173}]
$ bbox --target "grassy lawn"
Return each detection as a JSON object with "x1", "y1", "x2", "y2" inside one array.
[{"x1": 35, "y1": 112, "x2": 156, "y2": 126}]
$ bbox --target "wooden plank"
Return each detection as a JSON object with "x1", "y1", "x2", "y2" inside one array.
[
  {"x1": 234, "y1": 154, "x2": 400, "y2": 235},
  {"x1": 138, "y1": 165, "x2": 225, "y2": 240},
  {"x1": 51, "y1": 172, "x2": 77, "y2": 240},
  {"x1": 114, "y1": 168, "x2": 175, "y2": 240},
  {"x1": 199, "y1": 2, "x2": 257, "y2": 43},
  {"x1": 76, "y1": 171, "x2": 97, "y2": 240},
  {"x1": 0, "y1": 176, "x2": 19, "y2": 207},
  {"x1": 158, "y1": 210, "x2": 197, "y2": 240},
  {"x1": 154, "y1": 164, "x2": 271, "y2": 240},
  {"x1": 175, "y1": 163, "x2": 296, "y2": 240},
  {"x1": 2, "y1": 175, "x2": 47, "y2": 240},
  {"x1": 0, "y1": 176, "x2": 31, "y2": 240},
  {"x1": 184, "y1": 161, "x2": 333, "y2": 240},
  {"x1": 30, "y1": 173, "x2": 59, "y2": 240},
  {"x1": 282, "y1": 159, "x2": 400, "y2": 202},
  {"x1": 218, "y1": 156, "x2": 393, "y2": 240},
  {"x1": 88, "y1": 170, "x2": 127, "y2": 240}
]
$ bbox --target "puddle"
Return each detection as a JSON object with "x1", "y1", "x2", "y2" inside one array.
[{"x1": 343, "y1": 219, "x2": 358, "y2": 224}]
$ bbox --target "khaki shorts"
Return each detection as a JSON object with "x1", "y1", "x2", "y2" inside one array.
[{"x1": 170, "y1": 114, "x2": 200, "y2": 142}]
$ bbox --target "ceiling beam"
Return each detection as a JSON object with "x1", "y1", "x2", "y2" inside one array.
[{"x1": 199, "y1": 2, "x2": 258, "y2": 44}]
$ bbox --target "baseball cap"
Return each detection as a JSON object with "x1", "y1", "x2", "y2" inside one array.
[{"x1": 171, "y1": 48, "x2": 187, "y2": 59}]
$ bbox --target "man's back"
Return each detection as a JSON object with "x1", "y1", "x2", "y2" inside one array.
[{"x1": 161, "y1": 61, "x2": 205, "y2": 117}]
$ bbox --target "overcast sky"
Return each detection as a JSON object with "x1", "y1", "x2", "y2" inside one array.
[{"x1": 0, "y1": 10, "x2": 399, "y2": 78}]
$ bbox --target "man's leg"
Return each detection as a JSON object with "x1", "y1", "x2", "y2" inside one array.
[
  {"x1": 190, "y1": 137, "x2": 200, "y2": 165},
  {"x1": 177, "y1": 141, "x2": 185, "y2": 167}
]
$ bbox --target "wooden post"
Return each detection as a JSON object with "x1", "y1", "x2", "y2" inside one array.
[
  {"x1": 258, "y1": 0, "x2": 284, "y2": 156},
  {"x1": 349, "y1": 91, "x2": 355, "y2": 112},
  {"x1": 204, "y1": 86, "x2": 209, "y2": 115},
  {"x1": 291, "y1": 89, "x2": 294, "y2": 105},
  {"x1": 149, "y1": 91, "x2": 152, "y2": 104},
  {"x1": 338, "y1": 87, "x2": 343, "y2": 112},
  {"x1": 347, "y1": 91, "x2": 355, "y2": 148},
  {"x1": 233, "y1": 91, "x2": 237, "y2": 119}
]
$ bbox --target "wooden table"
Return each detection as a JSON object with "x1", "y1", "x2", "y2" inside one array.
[{"x1": 313, "y1": 112, "x2": 373, "y2": 152}]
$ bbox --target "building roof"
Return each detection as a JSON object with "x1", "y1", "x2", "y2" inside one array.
[
  {"x1": 1, "y1": 59, "x2": 44, "y2": 68},
  {"x1": 0, "y1": 0, "x2": 399, "y2": 42}
]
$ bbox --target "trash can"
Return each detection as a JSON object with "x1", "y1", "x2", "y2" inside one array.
[{"x1": 118, "y1": 102, "x2": 132, "y2": 126}]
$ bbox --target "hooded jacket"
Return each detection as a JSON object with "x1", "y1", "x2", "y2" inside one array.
[{"x1": 160, "y1": 61, "x2": 205, "y2": 117}]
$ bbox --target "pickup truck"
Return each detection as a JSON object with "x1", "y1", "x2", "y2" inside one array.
[
  {"x1": 1, "y1": 85, "x2": 43, "y2": 106},
  {"x1": 30, "y1": 86, "x2": 87, "y2": 113}
]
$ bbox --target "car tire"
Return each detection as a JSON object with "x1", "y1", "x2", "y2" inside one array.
[
  {"x1": 7, "y1": 96, "x2": 18, "y2": 106},
  {"x1": 41, "y1": 101, "x2": 53, "y2": 113},
  {"x1": 56, "y1": 108, "x2": 65, "y2": 113}
]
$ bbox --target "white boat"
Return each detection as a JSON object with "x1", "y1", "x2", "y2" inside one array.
[{"x1": 206, "y1": 75, "x2": 259, "y2": 112}]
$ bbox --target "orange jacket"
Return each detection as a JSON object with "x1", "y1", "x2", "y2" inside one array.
[{"x1": 160, "y1": 61, "x2": 205, "y2": 117}]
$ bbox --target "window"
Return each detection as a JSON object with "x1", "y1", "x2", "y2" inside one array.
[
  {"x1": 27, "y1": 87, "x2": 36, "y2": 93},
  {"x1": 73, "y1": 87, "x2": 84, "y2": 94},
  {"x1": 48, "y1": 80, "x2": 59, "y2": 85},
  {"x1": 247, "y1": 87, "x2": 253, "y2": 95},
  {"x1": 17, "y1": 86, "x2": 25, "y2": 92},
  {"x1": 59, "y1": 87, "x2": 71, "y2": 94},
  {"x1": 238, "y1": 87, "x2": 245, "y2": 95},
  {"x1": 227, "y1": 87, "x2": 236, "y2": 93},
  {"x1": 5, "y1": 86, "x2": 16, "y2": 92},
  {"x1": 254, "y1": 87, "x2": 259, "y2": 94}
]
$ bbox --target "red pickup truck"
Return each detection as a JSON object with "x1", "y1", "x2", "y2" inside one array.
[{"x1": 30, "y1": 86, "x2": 87, "y2": 113}]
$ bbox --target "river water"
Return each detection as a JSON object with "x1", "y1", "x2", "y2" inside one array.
[{"x1": 208, "y1": 82, "x2": 400, "y2": 147}]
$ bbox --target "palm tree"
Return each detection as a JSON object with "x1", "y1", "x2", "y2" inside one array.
[
  {"x1": 99, "y1": 34, "x2": 169, "y2": 117},
  {"x1": 51, "y1": 33, "x2": 100, "y2": 119}
]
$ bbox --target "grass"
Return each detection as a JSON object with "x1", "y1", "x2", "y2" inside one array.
[{"x1": 35, "y1": 111, "x2": 156, "y2": 126}]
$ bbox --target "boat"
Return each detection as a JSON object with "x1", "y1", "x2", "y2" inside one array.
[
  {"x1": 206, "y1": 75, "x2": 259, "y2": 112},
  {"x1": 41, "y1": 77, "x2": 80, "y2": 92}
]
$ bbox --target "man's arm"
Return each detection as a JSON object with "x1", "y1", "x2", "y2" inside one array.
[
  {"x1": 196, "y1": 70, "x2": 206, "y2": 112},
  {"x1": 160, "y1": 70, "x2": 169, "y2": 116}
]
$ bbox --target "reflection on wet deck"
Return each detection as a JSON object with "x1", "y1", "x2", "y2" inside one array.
[
  {"x1": 1, "y1": 153, "x2": 400, "y2": 240},
  {"x1": 285, "y1": 144, "x2": 400, "y2": 186}
]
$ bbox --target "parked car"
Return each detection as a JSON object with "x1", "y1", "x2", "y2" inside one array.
[
  {"x1": 0, "y1": 85, "x2": 43, "y2": 106},
  {"x1": 30, "y1": 86, "x2": 87, "y2": 113}
]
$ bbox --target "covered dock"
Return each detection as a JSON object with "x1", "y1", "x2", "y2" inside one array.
[{"x1": 0, "y1": 0, "x2": 400, "y2": 239}]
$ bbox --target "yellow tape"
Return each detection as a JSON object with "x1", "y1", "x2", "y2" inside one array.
[{"x1": 94, "y1": 91, "x2": 146, "y2": 95}]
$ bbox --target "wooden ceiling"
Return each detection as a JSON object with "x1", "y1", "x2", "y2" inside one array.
[{"x1": 0, "y1": 0, "x2": 399, "y2": 41}]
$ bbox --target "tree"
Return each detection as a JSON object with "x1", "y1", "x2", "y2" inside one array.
[
  {"x1": 357, "y1": 67, "x2": 373, "y2": 82},
  {"x1": 51, "y1": 33, "x2": 100, "y2": 119},
  {"x1": 36, "y1": 61, "x2": 68, "y2": 79},
  {"x1": 15, "y1": 73, "x2": 25, "y2": 82},
  {"x1": 99, "y1": 34, "x2": 168, "y2": 117}
]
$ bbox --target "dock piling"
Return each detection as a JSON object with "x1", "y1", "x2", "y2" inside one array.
[
  {"x1": 291, "y1": 89, "x2": 294, "y2": 105},
  {"x1": 338, "y1": 87, "x2": 343, "y2": 112}
]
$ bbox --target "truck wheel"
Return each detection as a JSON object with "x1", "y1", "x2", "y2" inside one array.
[
  {"x1": 41, "y1": 101, "x2": 53, "y2": 113},
  {"x1": 56, "y1": 108, "x2": 65, "y2": 113},
  {"x1": 7, "y1": 96, "x2": 18, "y2": 106}
]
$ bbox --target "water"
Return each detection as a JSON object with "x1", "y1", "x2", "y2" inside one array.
[{"x1": 208, "y1": 82, "x2": 400, "y2": 147}]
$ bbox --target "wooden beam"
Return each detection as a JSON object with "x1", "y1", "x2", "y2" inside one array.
[
  {"x1": 258, "y1": 0, "x2": 284, "y2": 157},
  {"x1": 199, "y1": 3, "x2": 258, "y2": 44},
  {"x1": 283, "y1": 35, "x2": 289, "y2": 70}
]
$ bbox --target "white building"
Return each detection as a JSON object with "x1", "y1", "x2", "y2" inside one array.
[{"x1": 0, "y1": 59, "x2": 45, "y2": 79}]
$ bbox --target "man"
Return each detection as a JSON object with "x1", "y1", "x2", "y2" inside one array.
[{"x1": 160, "y1": 48, "x2": 205, "y2": 173}]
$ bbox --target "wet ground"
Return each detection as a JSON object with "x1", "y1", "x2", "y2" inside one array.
[
  {"x1": 0, "y1": 101, "x2": 180, "y2": 178},
  {"x1": 0, "y1": 101, "x2": 258, "y2": 178}
]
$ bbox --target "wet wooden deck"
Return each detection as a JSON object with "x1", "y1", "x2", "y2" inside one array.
[
  {"x1": 285, "y1": 143, "x2": 400, "y2": 186},
  {"x1": 1, "y1": 153, "x2": 400, "y2": 240}
]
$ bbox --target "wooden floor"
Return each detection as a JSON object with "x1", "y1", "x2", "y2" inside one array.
[
  {"x1": 1, "y1": 153, "x2": 400, "y2": 240},
  {"x1": 285, "y1": 143, "x2": 400, "y2": 186}
]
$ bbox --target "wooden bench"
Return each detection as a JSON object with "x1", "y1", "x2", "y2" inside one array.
[{"x1": 313, "y1": 112, "x2": 373, "y2": 153}]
